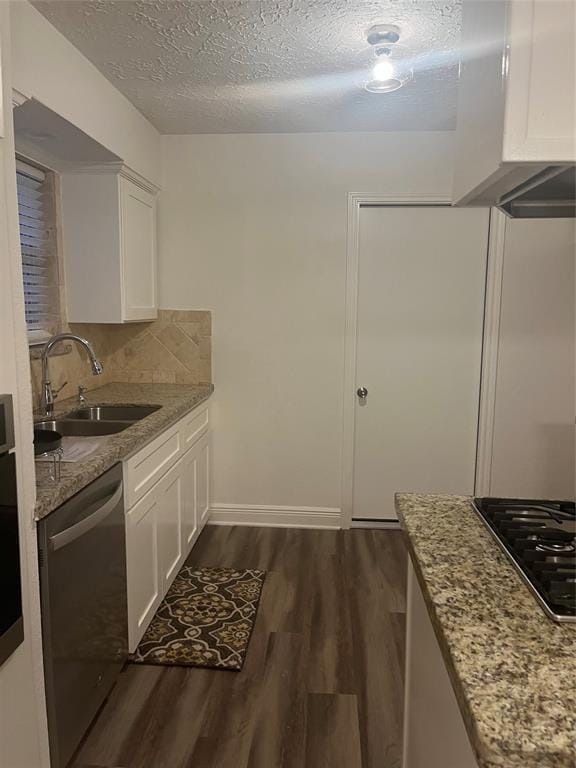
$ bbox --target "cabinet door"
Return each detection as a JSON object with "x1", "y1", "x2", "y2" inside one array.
[
  {"x1": 504, "y1": 0, "x2": 576, "y2": 163},
  {"x1": 120, "y1": 177, "x2": 157, "y2": 322},
  {"x1": 156, "y1": 459, "x2": 184, "y2": 595},
  {"x1": 181, "y1": 445, "x2": 198, "y2": 556},
  {"x1": 403, "y1": 563, "x2": 478, "y2": 767},
  {"x1": 197, "y1": 432, "x2": 210, "y2": 531},
  {"x1": 126, "y1": 488, "x2": 161, "y2": 653}
]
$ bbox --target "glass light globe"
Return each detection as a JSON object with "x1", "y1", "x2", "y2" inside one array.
[{"x1": 372, "y1": 60, "x2": 395, "y2": 82}]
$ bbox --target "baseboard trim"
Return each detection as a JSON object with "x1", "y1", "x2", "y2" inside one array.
[
  {"x1": 208, "y1": 504, "x2": 342, "y2": 530},
  {"x1": 351, "y1": 519, "x2": 401, "y2": 530}
]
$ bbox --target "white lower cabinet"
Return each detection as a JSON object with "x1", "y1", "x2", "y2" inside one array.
[
  {"x1": 126, "y1": 489, "x2": 161, "y2": 650},
  {"x1": 182, "y1": 443, "x2": 199, "y2": 549},
  {"x1": 197, "y1": 432, "x2": 210, "y2": 528},
  {"x1": 124, "y1": 403, "x2": 210, "y2": 652},
  {"x1": 180, "y1": 429, "x2": 211, "y2": 552},
  {"x1": 156, "y1": 460, "x2": 185, "y2": 594}
]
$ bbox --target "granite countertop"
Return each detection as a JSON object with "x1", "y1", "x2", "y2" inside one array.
[
  {"x1": 395, "y1": 493, "x2": 576, "y2": 768},
  {"x1": 34, "y1": 382, "x2": 213, "y2": 520}
]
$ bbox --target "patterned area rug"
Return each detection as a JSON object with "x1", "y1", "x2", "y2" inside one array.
[{"x1": 130, "y1": 566, "x2": 266, "y2": 671}]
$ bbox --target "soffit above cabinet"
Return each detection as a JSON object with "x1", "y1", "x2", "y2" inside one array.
[
  {"x1": 13, "y1": 95, "x2": 159, "y2": 193},
  {"x1": 32, "y1": 0, "x2": 462, "y2": 134}
]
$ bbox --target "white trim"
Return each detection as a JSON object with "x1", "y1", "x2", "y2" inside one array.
[
  {"x1": 208, "y1": 503, "x2": 342, "y2": 529},
  {"x1": 119, "y1": 164, "x2": 161, "y2": 195},
  {"x1": 341, "y1": 194, "x2": 452, "y2": 529},
  {"x1": 27, "y1": 329, "x2": 51, "y2": 347},
  {"x1": 475, "y1": 208, "x2": 507, "y2": 496},
  {"x1": 12, "y1": 88, "x2": 30, "y2": 108},
  {"x1": 16, "y1": 157, "x2": 46, "y2": 182},
  {"x1": 351, "y1": 520, "x2": 401, "y2": 530},
  {"x1": 63, "y1": 161, "x2": 160, "y2": 194},
  {"x1": 13, "y1": 146, "x2": 160, "y2": 194},
  {"x1": 15, "y1": 138, "x2": 62, "y2": 174}
]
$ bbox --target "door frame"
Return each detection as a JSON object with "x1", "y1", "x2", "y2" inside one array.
[
  {"x1": 341, "y1": 193, "x2": 453, "y2": 529},
  {"x1": 474, "y1": 208, "x2": 507, "y2": 496}
]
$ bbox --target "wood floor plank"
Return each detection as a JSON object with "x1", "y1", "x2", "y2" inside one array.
[
  {"x1": 343, "y1": 530, "x2": 407, "y2": 612},
  {"x1": 72, "y1": 526, "x2": 407, "y2": 768},
  {"x1": 127, "y1": 669, "x2": 218, "y2": 768},
  {"x1": 305, "y1": 693, "x2": 363, "y2": 768},
  {"x1": 349, "y1": 590, "x2": 405, "y2": 768},
  {"x1": 245, "y1": 631, "x2": 309, "y2": 768},
  {"x1": 73, "y1": 664, "x2": 164, "y2": 766},
  {"x1": 73, "y1": 764, "x2": 128, "y2": 768},
  {"x1": 306, "y1": 552, "x2": 356, "y2": 695}
]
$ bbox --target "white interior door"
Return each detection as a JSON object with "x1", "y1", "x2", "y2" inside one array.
[{"x1": 352, "y1": 206, "x2": 489, "y2": 521}]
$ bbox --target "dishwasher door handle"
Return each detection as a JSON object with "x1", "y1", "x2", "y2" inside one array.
[{"x1": 49, "y1": 483, "x2": 123, "y2": 552}]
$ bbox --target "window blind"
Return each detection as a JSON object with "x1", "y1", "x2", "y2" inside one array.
[{"x1": 16, "y1": 159, "x2": 53, "y2": 338}]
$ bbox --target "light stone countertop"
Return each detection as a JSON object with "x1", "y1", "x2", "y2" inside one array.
[
  {"x1": 34, "y1": 382, "x2": 213, "y2": 520},
  {"x1": 395, "y1": 493, "x2": 576, "y2": 768}
]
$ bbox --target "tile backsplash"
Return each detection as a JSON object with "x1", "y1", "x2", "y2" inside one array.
[{"x1": 29, "y1": 310, "x2": 212, "y2": 411}]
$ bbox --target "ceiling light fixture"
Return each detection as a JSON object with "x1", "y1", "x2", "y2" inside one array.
[
  {"x1": 364, "y1": 24, "x2": 413, "y2": 94},
  {"x1": 366, "y1": 24, "x2": 401, "y2": 46},
  {"x1": 372, "y1": 60, "x2": 395, "y2": 82}
]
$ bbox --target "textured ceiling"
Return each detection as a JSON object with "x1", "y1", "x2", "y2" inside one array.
[{"x1": 32, "y1": 0, "x2": 462, "y2": 134}]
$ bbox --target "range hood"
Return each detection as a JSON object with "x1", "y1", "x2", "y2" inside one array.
[{"x1": 498, "y1": 166, "x2": 576, "y2": 219}]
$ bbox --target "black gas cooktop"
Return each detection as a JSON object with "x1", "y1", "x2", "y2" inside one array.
[{"x1": 473, "y1": 497, "x2": 576, "y2": 623}]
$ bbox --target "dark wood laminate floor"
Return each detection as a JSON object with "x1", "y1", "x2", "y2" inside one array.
[{"x1": 73, "y1": 526, "x2": 407, "y2": 768}]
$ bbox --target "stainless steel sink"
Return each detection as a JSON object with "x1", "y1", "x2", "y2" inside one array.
[
  {"x1": 64, "y1": 405, "x2": 160, "y2": 422},
  {"x1": 35, "y1": 419, "x2": 133, "y2": 437}
]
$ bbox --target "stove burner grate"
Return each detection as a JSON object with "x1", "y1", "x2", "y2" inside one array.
[
  {"x1": 535, "y1": 541, "x2": 575, "y2": 554},
  {"x1": 474, "y1": 497, "x2": 576, "y2": 623}
]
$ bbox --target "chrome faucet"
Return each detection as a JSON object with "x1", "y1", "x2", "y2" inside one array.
[{"x1": 41, "y1": 333, "x2": 104, "y2": 417}]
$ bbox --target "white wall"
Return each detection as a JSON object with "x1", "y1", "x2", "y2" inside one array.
[
  {"x1": 490, "y1": 217, "x2": 575, "y2": 499},
  {"x1": 159, "y1": 132, "x2": 455, "y2": 518},
  {"x1": 0, "y1": 3, "x2": 50, "y2": 765},
  {"x1": 10, "y1": 0, "x2": 161, "y2": 187}
]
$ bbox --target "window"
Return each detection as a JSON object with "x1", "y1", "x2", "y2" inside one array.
[{"x1": 16, "y1": 158, "x2": 61, "y2": 343}]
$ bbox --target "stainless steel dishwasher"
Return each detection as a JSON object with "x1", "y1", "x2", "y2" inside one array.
[{"x1": 38, "y1": 463, "x2": 127, "y2": 768}]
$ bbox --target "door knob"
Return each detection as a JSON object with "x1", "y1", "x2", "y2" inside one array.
[{"x1": 357, "y1": 387, "x2": 368, "y2": 399}]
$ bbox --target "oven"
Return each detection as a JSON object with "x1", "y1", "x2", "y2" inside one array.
[{"x1": 0, "y1": 394, "x2": 24, "y2": 665}]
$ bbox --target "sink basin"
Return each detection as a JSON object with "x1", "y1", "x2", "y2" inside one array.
[
  {"x1": 36, "y1": 404, "x2": 161, "y2": 438},
  {"x1": 35, "y1": 419, "x2": 133, "y2": 437},
  {"x1": 64, "y1": 405, "x2": 160, "y2": 422}
]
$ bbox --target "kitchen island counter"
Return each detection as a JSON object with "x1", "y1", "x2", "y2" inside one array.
[{"x1": 395, "y1": 493, "x2": 576, "y2": 768}]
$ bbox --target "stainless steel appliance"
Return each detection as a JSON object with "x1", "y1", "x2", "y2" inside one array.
[
  {"x1": 0, "y1": 393, "x2": 15, "y2": 454},
  {"x1": 498, "y1": 165, "x2": 575, "y2": 218},
  {"x1": 0, "y1": 394, "x2": 24, "y2": 665},
  {"x1": 473, "y1": 497, "x2": 575, "y2": 622},
  {"x1": 38, "y1": 464, "x2": 127, "y2": 767}
]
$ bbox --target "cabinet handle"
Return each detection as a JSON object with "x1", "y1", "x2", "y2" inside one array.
[{"x1": 49, "y1": 483, "x2": 123, "y2": 551}]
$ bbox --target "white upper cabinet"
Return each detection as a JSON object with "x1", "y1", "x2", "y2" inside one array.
[
  {"x1": 120, "y1": 178, "x2": 157, "y2": 321},
  {"x1": 453, "y1": 0, "x2": 575, "y2": 205},
  {"x1": 62, "y1": 171, "x2": 158, "y2": 323}
]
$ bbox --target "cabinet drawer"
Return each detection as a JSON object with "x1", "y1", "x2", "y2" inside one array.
[
  {"x1": 124, "y1": 424, "x2": 181, "y2": 508},
  {"x1": 182, "y1": 406, "x2": 209, "y2": 450}
]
